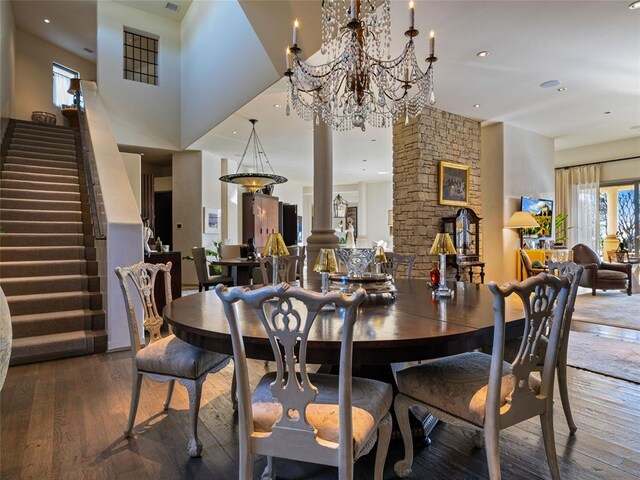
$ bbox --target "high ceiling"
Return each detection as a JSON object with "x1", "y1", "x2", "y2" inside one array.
[
  {"x1": 115, "y1": 0, "x2": 193, "y2": 21},
  {"x1": 11, "y1": 0, "x2": 640, "y2": 186}
]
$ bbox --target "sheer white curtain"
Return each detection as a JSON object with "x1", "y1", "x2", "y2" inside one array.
[
  {"x1": 52, "y1": 64, "x2": 77, "y2": 108},
  {"x1": 555, "y1": 164, "x2": 600, "y2": 250}
]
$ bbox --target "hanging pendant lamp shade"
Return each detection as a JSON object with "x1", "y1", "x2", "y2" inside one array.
[{"x1": 219, "y1": 119, "x2": 287, "y2": 193}]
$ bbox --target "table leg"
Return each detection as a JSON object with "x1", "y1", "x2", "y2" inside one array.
[
  {"x1": 480, "y1": 265, "x2": 485, "y2": 284},
  {"x1": 455, "y1": 266, "x2": 461, "y2": 282},
  {"x1": 231, "y1": 266, "x2": 239, "y2": 286},
  {"x1": 468, "y1": 268, "x2": 475, "y2": 283}
]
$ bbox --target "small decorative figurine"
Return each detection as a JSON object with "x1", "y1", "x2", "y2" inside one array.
[{"x1": 246, "y1": 238, "x2": 257, "y2": 260}]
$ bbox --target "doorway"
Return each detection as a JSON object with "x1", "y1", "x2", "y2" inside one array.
[{"x1": 154, "y1": 191, "x2": 173, "y2": 249}]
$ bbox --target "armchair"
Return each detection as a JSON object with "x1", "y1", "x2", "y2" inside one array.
[{"x1": 572, "y1": 244, "x2": 632, "y2": 296}]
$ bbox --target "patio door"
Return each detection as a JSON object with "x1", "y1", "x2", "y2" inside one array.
[{"x1": 599, "y1": 182, "x2": 639, "y2": 257}]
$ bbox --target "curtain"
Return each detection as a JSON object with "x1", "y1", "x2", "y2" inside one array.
[
  {"x1": 52, "y1": 65, "x2": 76, "y2": 108},
  {"x1": 555, "y1": 164, "x2": 600, "y2": 250}
]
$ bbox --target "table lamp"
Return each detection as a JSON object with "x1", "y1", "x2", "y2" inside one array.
[
  {"x1": 263, "y1": 233, "x2": 289, "y2": 285},
  {"x1": 506, "y1": 211, "x2": 540, "y2": 249},
  {"x1": 313, "y1": 248, "x2": 338, "y2": 311},
  {"x1": 374, "y1": 245, "x2": 387, "y2": 274},
  {"x1": 429, "y1": 232, "x2": 456, "y2": 298},
  {"x1": 67, "y1": 78, "x2": 81, "y2": 107}
]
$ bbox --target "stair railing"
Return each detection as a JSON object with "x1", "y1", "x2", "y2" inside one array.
[{"x1": 77, "y1": 93, "x2": 107, "y2": 240}]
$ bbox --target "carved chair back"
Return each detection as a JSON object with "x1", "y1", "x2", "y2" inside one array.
[
  {"x1": 0, "y1": 286, "x2": 12, "y2": 390},
  {"x1": 258, "y1": 255, "x2": 303, "y2": 285},
  {"x1": 546, "y1": 261, "x2": 584, "y2": 363},
  {"x1": 192, "y1": 247, "x2": 210, "y2": 285},
  {"x1": 216, "y1": 283, "x2": 366, "y2": 465},
  {"x1": 487, "y1": 274, "x2": 570, "y2": 427},
  {"x1": 115, "y1": 262, "x2": 173, "y2": 353},
  {"x1": 382, "y1": 252, "x2": 416, "y2": 279}
]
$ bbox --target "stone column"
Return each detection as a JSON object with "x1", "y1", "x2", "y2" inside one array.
[{"x1": 306, "y1": 119, "x2": 339, "y2": 284}]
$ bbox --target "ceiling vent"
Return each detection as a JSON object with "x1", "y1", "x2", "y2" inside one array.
[{"x1": 165, "y1": 2, "x2": 180, "y2": 12}]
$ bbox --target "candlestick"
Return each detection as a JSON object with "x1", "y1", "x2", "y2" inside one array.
[
  {"x1": 403, "y1": 64, "x2": 409, "y2": 83},
  {"x1": 293, "y1": 19, "x2": 299, "y2": 46},
  {"x1": 351, "y1": 0, "x2": 356, "y2": 19},
  {"x1": 429, "y1": 30, "x2": 435, "y2": 57},
  {"x1": 409, "y1": 1, "x2": 415, "y2": 30},
  {"x1": 286, "y1": 46, "x2": 292, "y2": 70}
]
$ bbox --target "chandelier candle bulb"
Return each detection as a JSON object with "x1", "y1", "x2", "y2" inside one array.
[
  {"x1": 409, "y1": 1, "x2": 415, "y2": 29},
  {"x1": 292, "y1": 19, "x2": 299, "y2": 46},
  {"x1": 286, "y1": 47, "x2": 292, "y2": 70},
  {"x1": 351, "y1": 0, "x2": 356, "y2": 19},
  {"x1": 430, "y1": 30, "x2": 435, "y2": 58}
]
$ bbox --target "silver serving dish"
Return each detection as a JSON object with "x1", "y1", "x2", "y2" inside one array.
[
  {"x1": 329, "y1": 273, "x2": 397, "y2": 298},
  {"x1": 335, "y1": 248, "x2": 376, "y2": 277}
]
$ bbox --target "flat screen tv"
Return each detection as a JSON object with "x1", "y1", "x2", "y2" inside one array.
[{"x1": 521, "y1": 196, "x2": 553, "y2": 238}]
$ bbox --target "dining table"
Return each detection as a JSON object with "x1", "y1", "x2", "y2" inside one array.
[
  {"x1": 165, "y1": 278, "x2": 526, "y2": 366},
  {"x1": 165, "y1": 278, "x2": 526, "y2": 441},
  {"x1": 208, "y1": 257, "x2": 261, "y2": 287}
]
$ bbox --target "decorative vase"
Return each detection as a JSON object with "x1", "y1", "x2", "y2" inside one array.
[{"x1": 430, "y1": 263, "x2": 440, "y2": 287}]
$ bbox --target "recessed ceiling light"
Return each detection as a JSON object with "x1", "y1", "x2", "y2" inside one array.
[
  {"x1": 540, "y1": 80, "x2": 560, "y2": 88},
  {"x1": 232, "y1": 131, "x2": 237, "y2": 134},
  {"x1": 273, "y1": 104, "x2": 281, "y2": 108},
  {"x1": 476, "y1": 50, "x2": 489, "y2": 57},
  {"x1": 44, "y1": 18, "x2": 51, "y2": 23},
  {"x1": 604, "y1": 111, "x2": 612, "y2": 115},
  {"x1": 377, "y1": 171, "x2": 389, "y2": 175},
  {"x1": 557, "y1": 87, "x2": 567, "y2": 92},
  {"x1": 473, "y1": 104, "x2": 480, "y2": 108},
  {"x1": 629, "y1": 0, "x2": 640, "y2": 9}
]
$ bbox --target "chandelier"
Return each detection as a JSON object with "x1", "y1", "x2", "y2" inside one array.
[
  {"x1": 219, "y1": 119, "x2": 287, "y2": 193},
  {"x1": 284, "y1": 0, "x2": 438, "y2": 132}
]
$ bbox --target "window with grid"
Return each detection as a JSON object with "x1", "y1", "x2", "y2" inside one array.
[
  {"x1": 123, "y1": 28, "x2": 158, "y2": 86},
  {"x1": 52, "y1": 63, "x2": 79, "y2": 108}
]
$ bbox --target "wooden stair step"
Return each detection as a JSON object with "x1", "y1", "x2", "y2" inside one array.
[
  {"x1": 0, "y1": 245, "x2": 88, "y2": 261},
  {"x1": 1, "y1": 170, "x2": 80, "y2": 185},
  {"x1": 0, "y1": 274, "x2": 97, "y2": 296},
  {"x1": 0, "y1": 220, "x2": 84, "y2": 234},
  {"x1": 0, "y1": 232, "x2": 86, "y2": 247},
  {"x1": 5, "y1": 290, "x2": 102, "y2": 316},
  {"x1": 9, "y1": 330, "x2": 103, "y2": 366},
  {"x1": 0, "y1": 208, "x2": 82, "y2": 221},
  {"x1": 10, "y1": 309, "x2": 105, "y2": 339},
  {"x1": 0, "y1": 187, "x2": 81, "y2": 202}
]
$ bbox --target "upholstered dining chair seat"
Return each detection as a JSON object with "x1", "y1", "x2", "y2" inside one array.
[
  {"x1": 395, "y1": 352, "x2": 540, "y2": 427},
  {"x1": 252, "y1": 372, "x2": 392, "y2": 457},
  {"x1": 136, "y1": 335, "x2": 230, "y2": 380}
]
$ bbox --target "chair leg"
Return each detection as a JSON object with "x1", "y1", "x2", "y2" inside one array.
[
  {"x1": 374, "y1": 412, "x2": 392, "y2": 480},
  {"x1": 124, "y1": 373, "x2": 143, "y2": 438},
  {"x1": 261, "y1": 456, "x2": 276, "y2": 480},
  {"x1": 184, "y1": 378, "x2": 204, "y2": 457},
  {"x1": 393, "y1": 394, "x2": 415, "y2": 479},
  {"x1": 557, "y1": 362, "x2": 577, "y2": 434},
  {"x1": 484, "y1": 424, "x2": 501, "y2": 480},
  {"x1": 591, "y1": 287, "x2": 596, "y2": 296},
  {"x1": 231, "y1": 366, "x2": 238, "y2": 412},
  {"x1": 540, "y1": 411, "x2": 561, "y2": 480},
  {"x1": 198, "y1": 284, "x2": 203, "y2": 293},
  {"x1": 164, "y1": 379, "x2": 176, "y2": 411}
]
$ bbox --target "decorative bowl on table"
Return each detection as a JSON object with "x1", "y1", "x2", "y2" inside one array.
[{"x1": 335, "y1": 247, "x2": 376, "y2": 277}]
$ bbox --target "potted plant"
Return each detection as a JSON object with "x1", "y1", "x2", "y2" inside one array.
[{"x1": 182, "y1": 241, "x2": 223, "y2": 275}]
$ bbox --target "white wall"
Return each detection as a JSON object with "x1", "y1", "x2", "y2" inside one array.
[
  {"x1": 120, "y1": 153, "x2": 142, "y2": 211},
  {"x1": 14, "y1": 29, "x2": 95, "y2": 126},
  {"x1": 555, "y1": 137, "x2": 640, "y2": 183},
  {"x1": 201, "y1": 150, "x2": 223, "y2": 249},
  {"x1": 366, "y1": 181, "x2": 393, "y2": 246},
  {"x1": 481, "y1": 123, "x2": 555, "y2": 284},
  {"x1": 0, "y1": 0, "x2": 15, "y2": 126},
  {"x1": 180, "y1": 0, "x2": 279, "y2": 147},
  {"x1": 97, "y1": 0, "x2": 180, "y2": 150}
]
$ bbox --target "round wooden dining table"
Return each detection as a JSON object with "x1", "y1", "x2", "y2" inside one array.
[{"x1": 165, "y1": 279, "x2": 526, "y2": 366}]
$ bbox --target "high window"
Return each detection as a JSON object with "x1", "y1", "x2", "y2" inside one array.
[
  {"x1": 123, "y1": 28, "x2": 158, "y2": 86},
  {"x1": 52, "y1": 63, "x2": 79, "y2": 108}
]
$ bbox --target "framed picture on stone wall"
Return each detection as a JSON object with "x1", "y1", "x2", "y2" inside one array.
[{"x1": 439, "y1": 161, "x2": 469, "y2": 206}]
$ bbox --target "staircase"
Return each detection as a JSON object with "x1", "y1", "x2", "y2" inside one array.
[{"x1": 0, "y1": 119, "x2": 107, "y2": 365}]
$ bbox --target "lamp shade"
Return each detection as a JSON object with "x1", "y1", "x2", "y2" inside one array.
[
  {"x1": 313, "y1": 248, "x2": 338, "y2": 273},
  {"x1": 374, "y1": 245, "x2": 387, "y2": 263},
  {"x1": 506, "y1": 211, "x2": 540, "y2": 229},
  {"x1": 67, "y1": 78, "x2": 81, "y2": 95},
  {"x1": 429, "y1": 233, "x2": 456, "y2": 255},
  {"x1": 263, "y1": 233, "x2": 289, "y2": 257}
]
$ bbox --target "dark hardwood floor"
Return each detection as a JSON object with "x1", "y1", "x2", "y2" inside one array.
[{"x1": 2, "y1": 324, "x2": 639, "y2": 480}]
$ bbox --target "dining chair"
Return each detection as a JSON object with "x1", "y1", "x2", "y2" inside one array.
[
  {"x1": 115, "y1": 261, "x2": 232, "y2": 457},
  {"x1": 216, "y1": 283, "x2": 393, "y2": 480},
  {"x1": 381, "y1": 252, "x2": 417, "y2": 279},
  {"x1": 0, "y1": 286, "x2": 12, "y2": 391},
  {"x1": 287, "y1": 245, "x2": 306, "y2": 287},
  {"x1": 257, "y1": 255, "x2": 303, "y2": 285},
  {"x1": 192, "y1": 247, "x2": 233, "y2": 291},
  {"x1": 393, "y1": 273, "x2": 571, "y2": 480}
]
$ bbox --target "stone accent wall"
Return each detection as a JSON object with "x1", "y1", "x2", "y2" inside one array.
[{"x1": 392, "y1": 107, "x2": 482, "y2": 279}]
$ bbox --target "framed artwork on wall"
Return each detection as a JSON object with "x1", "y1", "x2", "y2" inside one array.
[
  {"x1": 439, "y1": 161, "x2": 470, "y2": 206},
  {"x1": 203, "y1": 207, "x2": 221, "y2": 234}
]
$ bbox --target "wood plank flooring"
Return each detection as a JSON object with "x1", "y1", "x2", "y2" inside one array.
[{"x1": 2, "y1": 340, "x2": 639, "y2": 480}]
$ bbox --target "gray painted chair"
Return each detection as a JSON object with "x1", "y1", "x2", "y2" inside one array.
[
  {"x1": 381, "y1": 252, "x2": 417, "y2": 279},
  {"x1": 286, "y1": 246, "x2": 306, "y2": 287},
  {"x1": 393, "y1": 273, "x2": 571, "y2": 480},
  {"x1": 115, "y1": 261, "x2": 232, "y2": 457},
  {"x1": 216, "y1": 283, "x2": 392, "y2": 480},
  {"x1": 0, "y1": 287, "x2": 12, "y2": 391},
  {"x1": 192, "y1": 247, "x2": 233, "y2": 291},
  {"x1": 257, "y1": 255, "x2": 304, "y2": 285}
]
